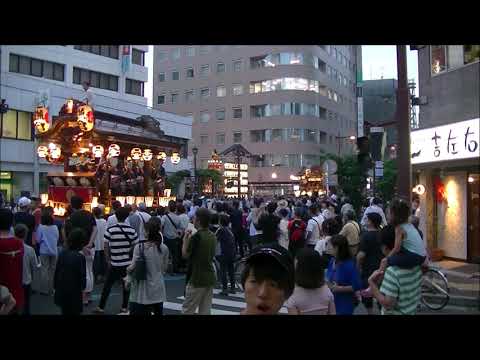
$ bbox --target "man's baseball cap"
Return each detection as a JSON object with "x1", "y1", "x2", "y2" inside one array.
[
  {"x1": 246, "y1": 244, "x2": 294, "y2": 276},
  {"x1": 18, "y1": 197, "x2": 31, "y2": 207}
]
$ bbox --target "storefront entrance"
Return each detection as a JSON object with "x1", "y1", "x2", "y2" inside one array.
[{"x1": 467, "y1": 173, "x2": 480, "y2": 261}]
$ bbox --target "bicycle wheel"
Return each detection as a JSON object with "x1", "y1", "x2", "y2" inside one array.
[
  {"x1": 421, "y1": 269, "x2": 449, "y2": 310},
  {"x1": 234, "y1": 259, "x2": 246, "y2": 291}
]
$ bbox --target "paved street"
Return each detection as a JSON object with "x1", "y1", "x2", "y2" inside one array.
[{"x1": 30, "y1": 275, "x2": 479, "y2": 316}]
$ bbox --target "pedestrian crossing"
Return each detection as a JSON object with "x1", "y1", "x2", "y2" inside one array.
[{"x1": 118, "y1": 288, "x2": 288, "y2": 315}]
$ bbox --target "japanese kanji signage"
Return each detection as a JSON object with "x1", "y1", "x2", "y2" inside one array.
[{"x1": 411, "y1": 118, "x2": 479, "y2": 164}]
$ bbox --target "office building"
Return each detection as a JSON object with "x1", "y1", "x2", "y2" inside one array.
[{"x1": 153, "y1": 45, "x2": 360, "y2": 195}]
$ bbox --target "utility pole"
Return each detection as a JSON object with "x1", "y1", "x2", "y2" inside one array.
[{"x1": 395, "y1": 45, "x2": 412, "y2": 202}]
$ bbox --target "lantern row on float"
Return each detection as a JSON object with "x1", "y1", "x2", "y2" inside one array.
[
  {"x1": 37, "y1": 143, "x2": 62, "y2": 162},
  {"x1": 105, "y1": 144, "x2": 180, "y2": 164}
]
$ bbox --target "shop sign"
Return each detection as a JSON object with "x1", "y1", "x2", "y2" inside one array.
[{"x1": 411, "y1": 118, "x2": 479, "y2": 164}]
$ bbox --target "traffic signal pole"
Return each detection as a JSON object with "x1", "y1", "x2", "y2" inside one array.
[{"x1": 395, "y1": 45, "x2": 412, "y2": 202}]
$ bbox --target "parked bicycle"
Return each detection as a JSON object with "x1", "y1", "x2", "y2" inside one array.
[{"x1": 420, "y1": 265, "x2": 450, "y2": 310}]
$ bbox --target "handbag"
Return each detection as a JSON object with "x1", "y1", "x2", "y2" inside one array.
[{"x1": 133, "y1": 242, "x2": 147, "y2": 281}]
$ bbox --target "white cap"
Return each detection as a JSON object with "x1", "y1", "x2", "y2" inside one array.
[{"x1": 18, "y1": 197, "x2": 31, "y2": 208}]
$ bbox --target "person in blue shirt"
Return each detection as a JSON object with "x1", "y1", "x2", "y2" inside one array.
[{"x1": 326, "y1": 234, "x2": 361, "y2": 315}]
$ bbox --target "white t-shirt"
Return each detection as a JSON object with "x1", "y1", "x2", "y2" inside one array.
[
  {"x1": 136, "y1": 211, "x2": 152, "y2": 241},
  {"x1": 306, "y1": 214, "x2": 324, "y2": 245},
  {"x1": 95, "y1": 218, "x2": 107, "y2": 251},
  {"x1": 106, "y1": 214, "x2": 130, "y2": 229},
  {"x1": 278, "y1": 218, "x2": 289, "y2": 250}
]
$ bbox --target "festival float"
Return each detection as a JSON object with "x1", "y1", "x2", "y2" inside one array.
[
  {"x1": 35, "y1": 98, "x2": 180, "y2": 216},
  {"x1": 296, "y1": 166, "x2": 326, "y2": 197}
]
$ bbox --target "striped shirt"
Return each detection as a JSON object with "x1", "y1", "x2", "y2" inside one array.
[
  {"x1": 380, "y1": 265, "x2": 422, "y2": 315},
  {"x1": 104, "y1": 222, "x2": 138, "y2": 267}
]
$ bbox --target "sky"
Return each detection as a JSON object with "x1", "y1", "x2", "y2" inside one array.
[{"x1": 144, "y1": 45, "x2": 419, "y2": 107}]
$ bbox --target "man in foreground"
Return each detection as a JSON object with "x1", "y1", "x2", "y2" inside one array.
[
  {"x1": 367, "y1": 225, "x2": 423, "y2": 315},
  {"x1": 241, "y1": 244, "x2": 294, "y2": 315}
]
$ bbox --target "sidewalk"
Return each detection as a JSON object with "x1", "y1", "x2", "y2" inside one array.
[{"x1": 431, "y1": 260, "x2": 480, "y2": 309}]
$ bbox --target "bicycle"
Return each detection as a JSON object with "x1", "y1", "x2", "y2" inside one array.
[{"x1": 420, "y1": 265, "x2": 450, "y2": 310}]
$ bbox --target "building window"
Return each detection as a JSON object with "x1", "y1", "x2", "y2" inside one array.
[
  {"x1": 200, "y1": 135, "x2": 208, "y2": 144},
  {"x1": 1, "y1": 109, "x2": 32, "y2": 141},
  {"x1": 185, "y1": 90, "x2": 195, "y2": 102},
  {"x1": 157, "y1": 95, "x2": 166, "y2": 104},
  {"x1": 233, "y1": 132, "x2": 242, "y2": 143},
  {"x1": 233, "y1": 108, "x2": 242, "y2": 119},
  {"x1": 216, "y1": 85, "x2": 226, "y2": 97},
  {"x1": 200, "y1": 88, "x2": 210, "y2": 100},
  {"x1": 73, "y1": 67, "x2": 117, "y2": 91},
  {"x1": 126, "y1": 79, "x2": 144, "y2": 96},
  {"x1": 157, "y1": 51, "x2": 167, "y2": 62},
  {"x1": 199, "y1": 46, "x2": 211, "y2": 55},
  {"x1": 74, "y1": 45, "x2": 119, "y2": 59},
  {"x1": 464, "y1": 45, "x2": 480, "y2": 64},
  {"x1": 9, "y1": 54, "x2": 65, "y2": 82},
  {"x1": 172, "y1": 48, "x2": 181, "y2": 60},
  {"x1": 186, "y1": 46, "x2": 195, "y2": 57},
  {"x1": 216, "y1": 133, "x2": 225, "y2": 145},
  {"x1": 200, "y1": 64, "x2": 210, "y2": 77},
  {"x1": 186, "y1": 67, "x2": 194, "y2": 78},
  {"x1": 249, "y1": 78, "x2": 320, "y2": 94},
  {"x1": 232, "y1": 84, "x2": 243, "y2": 96},
  {"x1": 171, "y1": 93, "x2": 178, "y2": 104},
  {"x1": 233, "y1": 59, "x2": 242, "y2": 72},
  {"x1": 217, "y1": 62, "x2": 225, "y2": 73},
  {"x1": 250, "y1": 130, "x2": 266, "y2": 143},
  {"x1": 172, "y1": 71, "x2": 179, "y2": 80},
  {"x1": 431, "y1": 45, "x2": 447, "y2": 74},
  {"x1": 132, "y1": 48, "x2": 145, "y2": 66},
  {"x1": 216, "y1": 109, "x2": 225, "y2": 121},
  {"x1": 159, "y1": 72, "x2": 165, "y2": 82},
  {"x1": 199, "y1": 111, "x2": 210, "y2": 123}
]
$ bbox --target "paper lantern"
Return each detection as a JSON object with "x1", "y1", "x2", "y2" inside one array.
[
  {"x1": 92, "y1": 145, "x2": 104, "y2": 158},
  {"x1": 142, "y1": 149, "x2": 153, "y2": 161},
  {"x1": 40, "y1": 194, "x2": 49, "y2": 205},
  {"x1": 33, "y1": 106, "x2": 49, "y2": 133},
  {"x1": 77, "y1": 104, "x2": 95, "y2": 132},
  {"x1": 135, "y1": 197, "x2": 145, "y2": 205},
  {"x1": 145, "y1": 196, "x2": 154, "y2": 208},
  {"x1": 116, "y1": 196, "x2": 125, "y2": 206},
  {"x1": 91, "y1": 196, "x2": 98, "y2": 209},
  {"x1": 164, "y1": 189, "x2": 171, "y2": 197},
  {"x1": 157, "y1": 152, "x2": 167, "y2": 161},
  {"x1": 50, "y1": 145, "x2": 61, "y2": 159},
  {"x1": 170, "y1": 152, "x2": 181, "y2": 164},
  {"x1": 108, "y1": 144, "x2": 121, "y2": 158},
  {"x1": 130, "y1": 148, "x2": 142, "y2": 160},
  {"x1": 37, "y1": 145, "x2": 48, "y2": 158},
  {"x1": 126, "y1": 196, "x2": 136, "y2": 205}
]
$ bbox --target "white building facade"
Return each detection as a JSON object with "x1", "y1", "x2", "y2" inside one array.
[{"x1": 0, "y1": 45, "x2": 192, "y2": 201}]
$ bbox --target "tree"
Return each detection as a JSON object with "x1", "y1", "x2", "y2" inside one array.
[
  {"x1": 320, "y1": 153, "x2": 367, "y2": 214},
  {"x1": 165, "y1": 170, "x2": 190, "y2": 192},
  {"x1": 375, "y1": 159, "x2": 397, "y2": 202}
]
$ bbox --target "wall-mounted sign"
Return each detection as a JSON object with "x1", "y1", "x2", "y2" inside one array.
[{"x1": 411, "y1": 118, "x2": 479, "y2": 164}]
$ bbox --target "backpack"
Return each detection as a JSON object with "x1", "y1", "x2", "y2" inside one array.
[{"x1": 288, "y1": 219, "x2": 306, "y2": 244}]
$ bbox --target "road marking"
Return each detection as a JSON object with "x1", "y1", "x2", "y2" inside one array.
[{"x1": 177, "y1": 295, "x2": 288, "y2": 314}]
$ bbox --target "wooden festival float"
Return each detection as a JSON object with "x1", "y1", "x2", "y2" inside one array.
[
  {"x1": 34, "y1": 98, "x2": 181, "y2": 216},
  {"x1": 297, "y1": 166, "x2": 326, "y2": 197}
]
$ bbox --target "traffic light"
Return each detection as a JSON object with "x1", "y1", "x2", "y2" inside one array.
[{"x1": 357, "y1": 136, "x2": 372, "y2": 173}]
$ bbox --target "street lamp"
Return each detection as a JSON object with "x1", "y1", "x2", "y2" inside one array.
[{"x1": 192, "y1": 146, "x2": 198, "y2": 194}]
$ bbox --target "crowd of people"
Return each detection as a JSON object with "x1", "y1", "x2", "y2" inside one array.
[{"x1": 0, "y1": 191, "x2": 428, "y2": 316}]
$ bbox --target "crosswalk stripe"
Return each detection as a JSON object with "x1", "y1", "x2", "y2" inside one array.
[
  {"x1": 163, "y1": 301, "x2": 238, "y2": 315},
  {"x1": 177, "y1": 295, "x2": 288, "y2": 314}
]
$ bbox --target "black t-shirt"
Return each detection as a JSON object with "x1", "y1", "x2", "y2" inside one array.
[
  {"x1": 358, "y1": 230, "x2": 384, "y2": 280},
  {"x1": 65, "y1": 210, "x2": 96, "y2": 246},
  {"x1": 14, "y1": 212, "x2": 36, "y2": 246},
  {"x1": 230, "y1": 209, "x2": 243, "y2": 232}
]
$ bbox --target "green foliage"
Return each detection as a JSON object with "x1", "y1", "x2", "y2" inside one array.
[
  {"x1": 320, "y1": 153, "x2": 367, "y2": 214},
  {"x1": 196, "y1": 169, "x2": 222, "y2": 188},
  {"x1": 375, "y1": 160, "x2": 397, "y2": 202},
  {"x1": 166, "y1": 170, "x2": 190, "y2": 192}
]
